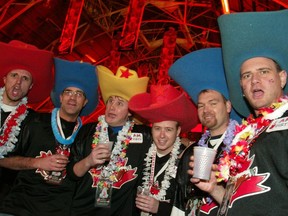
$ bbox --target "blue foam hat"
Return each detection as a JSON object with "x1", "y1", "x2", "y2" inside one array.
[
  {"x1": 218, "y1": 9, "x2": 288, "y2": 117},
  {"x1": 168, "y1": 47, "x2": 243, "y2": 123},
  {"x1": 51, "y1": 58, "x2": 99, "y2": 116}
]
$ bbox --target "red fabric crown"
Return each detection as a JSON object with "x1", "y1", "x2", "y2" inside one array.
[{"x1": 129, "y1": 84, "x2": 198, "y2": 132}]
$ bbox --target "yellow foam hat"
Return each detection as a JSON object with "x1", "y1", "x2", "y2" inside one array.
[{"x1": 97, "y1": 65, "x2": 149, "y2": 103}]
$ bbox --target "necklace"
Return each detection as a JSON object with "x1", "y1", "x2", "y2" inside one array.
[
  {"x1": 142, "y1": 136, "x2": 181, "y2": 201},
  {"x1": 0, "y1": 87, "x2": 28, "y2": 157},
  {"x1": 198, "y1": 119, "x2": 238, "y2": 153},
  {"x1": 89, "y1": 115, "x2": 134, "y2": 186},
  {"x1": 51, "y1": 108, "x2": 82, "y2": 145},
  {"x1": 217, "y1": 96, "x2": 288, "y2": 182}
]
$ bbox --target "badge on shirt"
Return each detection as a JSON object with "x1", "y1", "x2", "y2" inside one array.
[
  {"x1": 95, "y1": 178, "x2": 113, "y2": 208},
  {"x1": 266, "y1": 117, "x2": 288, "y2": 133},
  {"x1": 130, "y1": 133, "x2": 143, "y2": 143}
]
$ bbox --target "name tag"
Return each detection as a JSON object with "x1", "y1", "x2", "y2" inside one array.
[
  {"x1": 266, "y1": 117, "x2": 288, "y2": 133},
  {"x1": 130, "y1": 133, "x2": 143, "y2": 143}
]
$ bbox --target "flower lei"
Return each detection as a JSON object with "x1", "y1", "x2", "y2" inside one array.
[
  {"x1": 217, "y1": 96, "x2": 288, "y2": 182},
  {"x1": 89, "y1": 115, "x2": 134, "y2": 185},
  {"x1": 0, "y1": 87, "x2": 28, "y2": 158},
  {"x1": 198, "y1": 119, "x2": 238, "y2": 153},
  {"x1": 142, "y1": 136, "x2": 181, "y2": 201}
]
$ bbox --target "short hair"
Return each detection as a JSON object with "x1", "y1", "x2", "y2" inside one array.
[
  {"x1": 270, "y1": 58, "x2": 283, "y2": 72},
  {"x1": 198, "y1": 89, "x2": 228, "y2": 103}
]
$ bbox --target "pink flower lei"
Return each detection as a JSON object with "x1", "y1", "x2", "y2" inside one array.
[
  {"x1": 0, "y1": 87, "x2": 28, "y2": 158},
  {"x1": 217, "y1": 96, "x2": 288, "y2": 182}
]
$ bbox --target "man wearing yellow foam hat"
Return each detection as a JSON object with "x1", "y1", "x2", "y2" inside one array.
[{"x1": 68, "y1": 65, "x2": 152, "y2": 216}]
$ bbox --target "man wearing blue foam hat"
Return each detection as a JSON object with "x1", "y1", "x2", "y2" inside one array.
[
  {"x1": 0, "y1": 58, "x2": 99, "y2": 216},
  {"x1": 169, "y1": 48, "x2": 242, "y2": 216},
  {"x1": 189, "y1": 9, "x2": 288, "y2": 216}
]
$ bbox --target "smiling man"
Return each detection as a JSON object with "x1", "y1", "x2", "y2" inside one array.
[
  {"x1": 129, "y1": 84, "x2": 198, "y2": 216},
  {"x1": 169, "y1": 48, "x2": 242, "y2": 216}
]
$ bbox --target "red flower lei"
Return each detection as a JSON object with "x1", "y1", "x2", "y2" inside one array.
[
  {"x1": 217, "y1": 97, "x2": 288, "y2": 182},
  {"x1": 0, "y1": 90, "x2": 28, "y2": 157}
]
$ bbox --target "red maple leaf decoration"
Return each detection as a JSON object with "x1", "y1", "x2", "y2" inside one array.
[
  {"x1": 113, "y1": 167, "x2": 137, "y2": 189},
  {"x1": 120, "y1": 68, "x2": 133, "y2": 78},
  {"x1": 230, "y1": 172, "x2": 270, "y2": 207},
  {"x1": 201, "y1": 201, "x2": 218, "y2": 214}
]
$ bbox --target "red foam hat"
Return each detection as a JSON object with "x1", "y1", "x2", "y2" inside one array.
[
  {"x1": 0, "y1": 40, "x2": 54, "y2": 103},
  {"x1": 129, "y1": 84, "x2": 198, "y2": 132}
]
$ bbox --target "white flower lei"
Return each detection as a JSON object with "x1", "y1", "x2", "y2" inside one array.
[
  {"x1": 0, "y1": 87, "x2": 28, "y2": 158},
  {"x1": 91, "y1": 115, "x2": 134, "y2": 181},
  {"x1": 142, "y1": 136, "x2": 181, "y2": 201}
]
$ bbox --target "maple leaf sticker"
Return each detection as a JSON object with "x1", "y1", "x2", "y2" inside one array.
[
  {"x1": 230, "y1": 167, "x2": 270, "y2": 208},
  {"x1": 89, "y1": 158, "x2": 138, "y2": 189},
  {"x1": 35, "y1": 150, "x2": 53, "y2": 179},
  {"x1": 113, "y1": 166, "x2": 137, "y2": 189}
]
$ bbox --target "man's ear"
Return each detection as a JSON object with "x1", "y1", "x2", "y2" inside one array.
[
  {"x1": 279, "y1": 70, "x2": 287, "y2": 89},
  {"x1": 29, "y1": 83, "x2": 33, "y2": 90},
  {"x1": 226, "y1": 100, "x2": 232, "y2": 114},
  {"x1": 83, "y1": 98, "x2": 88, "y2": 107},
  {"x1": 177, "y1": 125, "x2": 181, "y2": 136}
]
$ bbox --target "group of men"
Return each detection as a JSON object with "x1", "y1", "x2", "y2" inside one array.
[
  {"x1": 0, "y1": 8, "x2": 287, "y2": 216},
  {"x1": 0, "y1": 40, "x2": 99, "y2": 215}
]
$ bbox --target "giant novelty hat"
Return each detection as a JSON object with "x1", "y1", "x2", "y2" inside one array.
[
  {"x1": 218, "y1": 9, "x2": 288, "y2": 117},
  {"x1": 168, "y1": 48, "x2": 243, "y2": 122},
  {"x1": 50, "y1": 58, "x2": 99, "y2": 116},
  {"x1": 0, "y1": 40, "x2": 54, "y2": 103},
  {"x1": 97, "y1": 65, "x2": 149, "y2": 103},
  {"x1": 129, "y1": 84, "x2": 198, "y2": 133}
]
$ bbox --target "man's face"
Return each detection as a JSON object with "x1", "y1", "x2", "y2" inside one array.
[
  {"x1": 240, "y1": 57, "x2": 287, "y2": 113},
  {"x1": 3, "y1": 69, "x2": 33, "y2": 105},
  {"x1": 197, "y1": 90, "x2": 231, "y2": 135},
  {"x1": 59, "y1": 87, "x2": 88, "y2": 121},
  {"x1": 105, "y1": 96, "x2": 130, "y2": 127},
  {"x1": 152, "y1": 120, "x2": 180, "y2": 155}
]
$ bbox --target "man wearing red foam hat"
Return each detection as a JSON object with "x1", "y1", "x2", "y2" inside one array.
[
  {"x1": 0, "y1": 40, "x2": 54, "y2": 203},
  {"x1": 67, "y1": 65, "x2": 152, "y2": 216},
  {"x1": 129, "y1": 84, "x2": 198, "y2": 216}
]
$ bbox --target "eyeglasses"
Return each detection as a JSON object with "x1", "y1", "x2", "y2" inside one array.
[{"x1": 63, "y1": 90, "x2": 85, "y2": 98}]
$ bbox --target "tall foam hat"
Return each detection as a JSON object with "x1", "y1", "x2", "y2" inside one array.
[
  {"x1": 97, "y1": 65, "x2": 149, "y2": 103},
  {"x1": 51, "y1": 58, "x2": 99, "y2": 116},
  {"x1": 129, "y1": 84, "x2": 198, "y2": 133},
  {"x1": 0, "y1": 40, "x2": 54, "y2": 103},
  {"x1": 218, "y1": 9, "x2": 288, "y2": 117},
  {"x1": 169, "y1": 47, "x2": 243, "y2": 123}
]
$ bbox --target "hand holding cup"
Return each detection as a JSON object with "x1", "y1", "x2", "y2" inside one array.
[{"x1": 193, "y1": 146, "x2": 216, "y2": 181}]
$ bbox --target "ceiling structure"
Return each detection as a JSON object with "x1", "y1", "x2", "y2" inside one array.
[{"x1": 0, "y1": 0, "x2": 286, "y2": 125}]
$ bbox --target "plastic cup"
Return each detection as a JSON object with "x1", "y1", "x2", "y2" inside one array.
[
  {"x1": 98, "y1": 141, "x2": 113, "y2": 151},
  {"x1": 193, "y1": 146, "x2": 216, "y2": 180}
]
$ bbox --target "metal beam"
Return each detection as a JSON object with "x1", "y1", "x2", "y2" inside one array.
[{"x1": 0, "y1": 0, "x2": 42, "y2": 30}]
